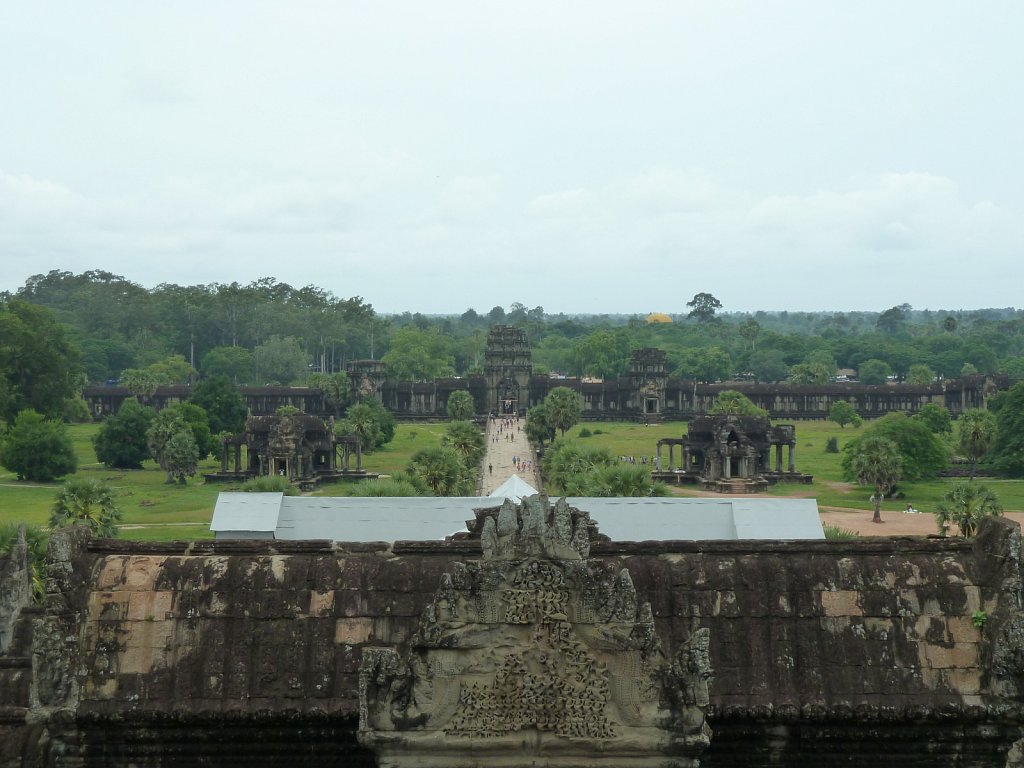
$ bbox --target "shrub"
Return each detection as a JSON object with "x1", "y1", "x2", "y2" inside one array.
[
  {"x1": 50, "y1": 478, "x2": 122, "y2": 538},
  {"x1": 0, "y1": 409, "x2": 77, "y2": 481},
  {"x1": 578, "y1": 427, "x2": 593, "y2": 438},
  {"x1": 825, "y1": 437, "x2": 839, "y2": 453},
  {"x1": 239, "y1": 475, "x2": 298, "y2": 495},
  {"x1": 823, "y1": 524, "x2": 860, "y2": 540}
]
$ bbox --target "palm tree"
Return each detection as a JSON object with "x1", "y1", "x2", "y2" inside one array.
[
  {"x1": 407, "y1": 447, "x2": 471, "y2": 496},
  {"x1": 50, "y1": 478, "x2": 122, "y2": 538},
  {"x1": 957, "y1": 409, "x2": 996, "y2": 480},
  {"x1": 935, "y1": 482, "x2": 1002, "y2": 537},
  {"x1": 443, "y1": 421, "x2": 485, "y2": 468},
  {"x1": 848, "y1": 436, "x2": 902, "y2": 523}
]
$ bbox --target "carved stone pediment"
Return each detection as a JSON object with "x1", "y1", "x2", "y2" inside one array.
[{"x1": 358, "y1": 495, "x2": 712, "y2": 768}]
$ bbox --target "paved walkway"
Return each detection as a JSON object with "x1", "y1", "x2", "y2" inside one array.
[{"x1": 478, "y1": 416, "x2": 542, "y2": 496}]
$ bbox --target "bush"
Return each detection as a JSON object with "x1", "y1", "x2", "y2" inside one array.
[
  {"x1": 823, "y1": 524, "x2": 860, "y2": 540},
  {"x1": 825, "y1": 437, "x2": 839, "y2": 453},
  {"x1": 93, "y1": 397, "x2": 155, "y2": 469},
  {"x1": 239, "y1": 475, "x2": 298, "y2": 495},
  {"x1": 0, "y1": 409, "x2": 78, "y2": 481},
  {"x1": 50, "y1": 478, "x2": 122, "y2": 537},
  {"x1": 578, "y1": 427, "x2": 593, "y2": 438}
]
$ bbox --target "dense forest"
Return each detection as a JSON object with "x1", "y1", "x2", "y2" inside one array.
[{"x1": 4, "y1": 270, "x2": 1024, "y2": 390}]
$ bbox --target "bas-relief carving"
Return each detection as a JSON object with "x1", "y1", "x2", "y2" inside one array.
[{"x1": 359, "y1": 496, "x2": 712, "y2": 767}]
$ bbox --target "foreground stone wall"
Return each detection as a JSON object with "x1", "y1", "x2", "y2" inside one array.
[{"x1": 3, "y1": 519, "x2": 1024, "y2": 766}]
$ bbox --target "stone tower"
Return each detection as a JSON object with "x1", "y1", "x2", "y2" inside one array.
[
  {"x1": 630, "y1": 347, "x2": 668, "y2": 417},
  {"x1": 484, "y1": 325, "x2": 533, "y2": 415}
]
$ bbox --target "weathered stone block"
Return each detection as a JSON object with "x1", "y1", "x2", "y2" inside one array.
[
  {"x1": 335, "y1": 617, "x2": 374, "y2": 645},
  {"x1": 820, "y1": 591, "x2": 862, "y2": 617}
]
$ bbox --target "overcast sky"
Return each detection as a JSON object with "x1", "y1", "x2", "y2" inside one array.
[{"x1": 1, "y1": 2, "x2": 1022, "y2": 315}]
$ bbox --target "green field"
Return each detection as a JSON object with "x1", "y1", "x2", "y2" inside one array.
[
  {"x1": 0, "y1": 421, "x2": 447, "y2": 541},
  {"x1": 568, "y1": 420, "x2": 1024, "y2": 515},
  {"x1": 3, "y1": 419, "x2": 1022, "y2": 542}
]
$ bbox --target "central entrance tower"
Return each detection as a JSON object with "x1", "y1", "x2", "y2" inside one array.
[{"x1": 484, "y1": 325, "x2": 533, "y2": 415}]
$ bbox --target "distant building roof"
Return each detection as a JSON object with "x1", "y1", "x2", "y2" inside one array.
[
  {"x1": 210, "y1": 493, "x2": 824, "y2": 542},
  {"x1": 645, "y1": 312, "x2": 673, "y2": 324}
]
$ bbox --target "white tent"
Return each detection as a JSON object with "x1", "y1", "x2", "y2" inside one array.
[{"x1": 487, "y1": 474, "x2": 539, "y2": 503}]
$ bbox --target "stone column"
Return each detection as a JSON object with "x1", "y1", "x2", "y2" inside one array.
[
  {"x1": 657, "y1": 444, "x2": 664, "y2": 471},
  {"x1": 723, "y1": 452, "x2": 731, "y2": 479},
  {"x1": 775, "y1": 444, "x2": 782, "y2": 472},
  {"x1": 356, "y1": 442, "x2": 363, "y2": 471},
  {"x1": 234, "y1": 444, "x2": 242, "y2": 473},
  {"x1": 788, "y1": 443, "x2": 795, "y2": 473},
  {"x1": 220, "y1": 444, "x2": 229, "y2": 473}
]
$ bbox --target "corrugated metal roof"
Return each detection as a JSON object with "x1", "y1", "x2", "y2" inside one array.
[
  {"x1": 210, "y1": 492, "x2": 283, "y2": 534},
  {"x1": 276, "y1": 496, "x2": 486, "y2": 541},
  {"x1": 211, "y1": 493, "x2": 824, "y2": 542}
]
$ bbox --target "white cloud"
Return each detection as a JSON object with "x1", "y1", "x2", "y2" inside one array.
[{"x1": 526, "y1": 189, "x2": 593, "y2": 219}]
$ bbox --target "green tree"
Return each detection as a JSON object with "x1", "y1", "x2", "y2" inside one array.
[
  {"x1": 253, "y1": 335, "x2": 309, "y2": 385},
  {"x1": 748, "y1": 350, "x2": 788, "y2": 383},
  {"x1": 934, "y1": 481, "x2": 1002, "y2": 537},
  {"x1": 0, "y1": 299, "x2": 83, "y2": 424},
  {"x1": 381, "y1": 327, "x2": 456, "y2": 381},
  {"x1": 858, "y1": 358, "x2": 893, "y2": 385},
  {"x1": 200, "y1": 346, "x2": 254, "y2": 383},
  {"x1": 446, "y1": 390, "x2": 476, "y2": 421},
  {"x1": 92, "y1": 397, "x2": 155, "y2": 468},
  {"x1": 443, "y1": 420, "x2": 485, "y2": 468},
  {"x1": 906, "y1": 364, "x2": 936, "y2": 386},
  {"x1": 189, "y1": 376, "x2": 248, "y2": 435},
  {"x1": 309, "y1": 372, "x2": 352, "y2": 417},
  {"x1": 912, "y1": 403, "x2": 952, "y2": 435},
  {"x1": 49, "y1": 478, "x2": 122, "y2": 537},
  {"x1": 526, "y1": 403, "x2": 557, "y2": 449},
  {"x1": 844, "y1": 435, "x2": 903, "y2": 523},
  {"x1": 787, "y1": 361, "x2": 832, "y2": 385},
  {"x1": 119, "y1": 368, "x2": 161, "y2": 399},
  {"x1": 571, "y1": 464, "x2": 669, "y2": 497},
  {"x1": 572, "y1": 330, "x2": 631, "y2": 379},
  {"x1": 686, "y1": 292, "x2": 723, "y2": 323},
  {"x1": 0, "y1": 410, "x2": 77, "y2": 481},
  {"x1": 166, "y1": 402, "x2": 216, "y2": 460},
  {"x1": 738, "y1": 318, "x2": 761, "y2": 351},
  {"x1": 146, "y1": 354, "x2": 197, "y2": 384},
  {"x1": 828, "y1": 401, "x2": 861, "y2": 429},
  {"x1": 338, "y1": 397, "x2": 396, "y2": 453},
  {"x1": 541, "y1": 439, "x2": 616, "y2": 493},
  {"x1": 406, "y1": 446, "x2": 474, "y2": 496},
  {"x1": 989, "y1": 382, "x2": 1024, "y2": 476},
  {"x1": 710, "y1": 390, "x2": 768, "y2": 418},
  {"x1": 846, "y1": 412, "x2": 948, "y2": 480},
  {"x1": 671, "y1": 346, "x2": 732, "y2": 383},
  {"x1": 957, "y1": 408, "x2": 997, "y2": 480},
  {"x1": 876, "y1": 304, "x2": 909, "y2": 334},
  {"x1": 544, "y1": 387, "x2": 583, "y2": 437},
  {"x1": 146, "y1": 410, "x2": 200, "y2": 484}
]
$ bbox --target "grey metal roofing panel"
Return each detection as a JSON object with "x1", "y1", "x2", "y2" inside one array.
[
  {"x1": 210, "y1": 492, "x2": 282, "y2": 533},
  {"x1": 731, "y1": 498, "x2": 824, "y2": 540},
  {"x1": 275, "y1": 497, "x2": 490, "y2": 541},
  {"x1": 211, "y1": 492, "x2": 824, "y2": 542},
  {"x1": 567, "y1": 498, "x2": 739, "y2": 541}
]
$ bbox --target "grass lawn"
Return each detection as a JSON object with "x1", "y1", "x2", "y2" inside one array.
[
  {"x1": 563, "y1": 420, "x2": 1024, "y2": 516},
  {"x1": 5, "y1": 419, "x2": 1021, "y2": 542},
  {"x1": 1, "y1": 422, "x2": 448, "y2": 541}
]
